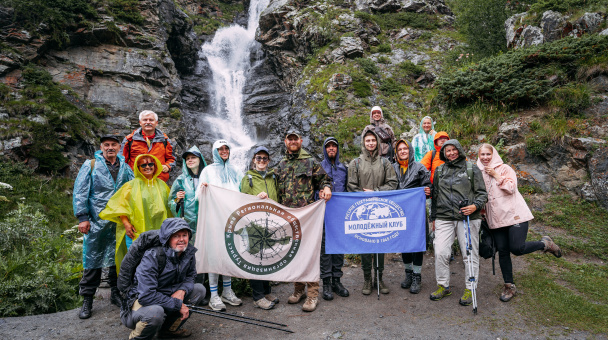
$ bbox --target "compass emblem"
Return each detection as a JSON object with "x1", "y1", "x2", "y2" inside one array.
[{"x1": 225, "y1": 203, "x2": 301, "y2": 274}]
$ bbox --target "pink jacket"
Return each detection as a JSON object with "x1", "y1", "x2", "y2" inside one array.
[{"x1": 476, "y1": 146, "x2": 533, "y2": 229}]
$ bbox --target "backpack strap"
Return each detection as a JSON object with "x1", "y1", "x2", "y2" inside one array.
[
  {"x1": 126, "y1": 138, "x2": 134, "y2": 163},
  {"x1": 89, "y1": 159, "x2": 95, "y2": 175},
  {"x1": 431, "y1": 149, "x2": 436, "y2": 169},
  {"x1": 154, "y1": 246, "x2": 167, "y2": 275},
  {"x1": 248, "y1": 174, "x2": 253, "y2": 188}
]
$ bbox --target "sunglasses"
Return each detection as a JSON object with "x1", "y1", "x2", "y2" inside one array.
[
  {"x1": 139, "y1": 162, "x2": 155, "y2": 168},
  {"x1": 255, "y1": 156, "x2": 269, "y2": 162}
]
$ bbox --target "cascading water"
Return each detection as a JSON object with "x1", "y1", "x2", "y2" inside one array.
[{"x1": 200, "y1": 0, "x2": 270, "y2": 170}]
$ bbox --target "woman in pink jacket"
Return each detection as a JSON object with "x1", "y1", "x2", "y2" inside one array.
[{"x1": 477, "y1": 144, "x2": 562, "y2": 302}]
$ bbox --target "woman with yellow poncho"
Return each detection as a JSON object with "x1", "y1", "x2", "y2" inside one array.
[{"x1": 99, "y1": 154, "x2": 172, "y2": 272}]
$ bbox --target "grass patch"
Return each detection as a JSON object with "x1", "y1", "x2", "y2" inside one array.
[
  {"x1": 363, "y1": 11, "x2": 440, "y2": 31},
  {"x1": 437, "y1": 101, "x2": 510, "y2": 146}
]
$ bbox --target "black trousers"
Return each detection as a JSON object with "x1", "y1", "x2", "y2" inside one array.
[
  {"x1": 401, "y1": 252, "x2": 424, "y2": 266},
  {"x1": 490, "y1": 221, "x2": 545, "y2": 284},
  {"x1": 79, "y1": 266, "x2": 117, "y2": 296},
  {"x1": 250, "y1": 280, "x2": 271, "y2": 301},
  {"x1": 320, "y1": 227, "x2": 344, "y2": 279}
]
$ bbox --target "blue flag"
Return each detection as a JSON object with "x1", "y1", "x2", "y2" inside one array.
[{"x1": 324, "y1": 187, "x2": 426, "y2": 254}]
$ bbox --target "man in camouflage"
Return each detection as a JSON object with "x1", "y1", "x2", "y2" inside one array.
[{"x1": 275, "y1": 129, "x2": 332, "y2": 312}]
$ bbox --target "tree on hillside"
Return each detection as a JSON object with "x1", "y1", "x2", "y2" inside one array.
[{"x1": 451, "y1": 0, "x2": 508, "y2": 58}]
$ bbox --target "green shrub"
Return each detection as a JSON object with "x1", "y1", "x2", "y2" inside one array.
[
  {"x1": 436, "y1": 34, "x2": 608, "y2": 107},
  {"x1": 356, "y1": 58, "x2": 380, "y2": 75},
  {"x1": 374, "y1": 12, "x2": 439, "y2": 30},
  {"x1": 379, "y1": 78, "x2": 403, "y2": 96},
  {"x1": 0, "y1": 205, "x2": 82, "y2": 317},
  {"x1": 398, "y1": 61, "x2": 425, "y2": 77},
  {"x1": 549, "y1": 84, "x2": 591, "y2": 117},
  {"x1": 377, "y1": 43, "x2": 392, "y2": 53},
  {"x1": 451, "y1": 0, "x2": 508, "y2": 58},
  {"x1": 108, "y1": 0, "x2": 144, "y2": 25},
  {"x1": 377, "y1": 56, "x2": 390, "y2": 64},
  {"x1": 352, "y1": 74, "x2": 373, "y2": 97},
  {"x1": 526, "y1": 135, "x2": 552, "y2": 156},
  {"x1": 530, "y1": 0, "x2": 606, "y2": 13},
  {"x1": 354, "y1": 11, "x2": 373, "y2": 23}
]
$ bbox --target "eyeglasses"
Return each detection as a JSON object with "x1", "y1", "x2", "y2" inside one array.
[
  {"x1": 139, "y1": 162, "x2": 155, "y2": 168},
  {"x1": 255, "y1": 156, "x2": 269, "y2": 162}
]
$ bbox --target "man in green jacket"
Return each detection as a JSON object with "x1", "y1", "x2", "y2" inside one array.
[
  {"x1": 347, "y1": 129, "x2": 398, "y2": 295},
  {"x1": 429, "y1": 139, "x2": 487, "y2": 306},
  {"x1": 275, "y1": 129, "x2": 332, "y2": 312}
]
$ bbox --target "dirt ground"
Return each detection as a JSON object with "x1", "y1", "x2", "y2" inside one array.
[{"x1": 0, "y1": 253, "x2": 600, "y2": 340}]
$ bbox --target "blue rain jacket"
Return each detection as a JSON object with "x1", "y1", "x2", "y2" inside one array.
[
  {"x1": 168, "y1": 146, "x2": 207, "y2": 232},
  {"x1": 321, "y1": 137, "x2": 347, "y2": 193},
  {"x1": 197, "y1": 140, "x2": 244, "y2": 195},
  {"x1": 73, "y1": 151, "x2": 134, "y2": 269}
]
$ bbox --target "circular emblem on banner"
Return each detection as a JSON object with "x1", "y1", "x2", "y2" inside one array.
[
  {"x1": 345, "y1": 197, "x2": 406, "y2": 243},
  {"x1": 225, "y1": 203, "x2": 301, "y2": 274}
]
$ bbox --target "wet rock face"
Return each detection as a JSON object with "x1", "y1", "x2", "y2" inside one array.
[{"x1": 587, "y1": 147, "x2": 608, "y2": 209}]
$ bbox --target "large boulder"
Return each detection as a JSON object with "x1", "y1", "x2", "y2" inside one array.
[
  {"x1": 505, "y1": 13, "x2": 527, "y2": 48},
  {"x1": 541, "y1": 10, "x2": 568, "y2": 43}
]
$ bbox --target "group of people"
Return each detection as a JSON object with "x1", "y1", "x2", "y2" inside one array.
[{"x1": 73, "y1": 108, "x2": 563, "y2": 339}]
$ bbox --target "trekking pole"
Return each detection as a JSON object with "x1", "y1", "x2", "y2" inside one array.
[
  {"x1": 376, "y1": 253, "x2": 380, "y2": 300},
  {"x1": 187, "y1": 307, "x2": 294, "y2": 333},
  {"x1": 186, "y1": 305, "x2": 289, "y2": 327},
  {"x1": 177, "y1": 198, "x2": 185, "y2": 219},
  {"x1": 463, "y1": 215, "x2": 478, "y2": 315}
]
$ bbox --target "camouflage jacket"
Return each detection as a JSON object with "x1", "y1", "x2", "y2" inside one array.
[{"x1": 276, "y1": 148, "x2": 332, "y2": 208}]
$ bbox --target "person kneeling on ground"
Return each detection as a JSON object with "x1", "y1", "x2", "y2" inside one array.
[{"x1": 121, "y1": 218, "x2": 205, "y2": 339}]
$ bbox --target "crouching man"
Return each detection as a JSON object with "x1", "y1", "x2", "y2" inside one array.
[{"x1": 122, "y1": 218, "x2": 205, "y2": 339}]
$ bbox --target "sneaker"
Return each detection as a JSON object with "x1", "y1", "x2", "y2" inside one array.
[
  {"x1": 541, "y1": 236, "x2": 562, "y2": 258},
  {"x1": 253, "y1": 298, "x2": 275, "y2": 310},
  {"x1": 459, "y1": 288, "x2": 472, "y2": 306},
  {"x1": 302, "y1": 296, "x2": 318, "y2": 312},
  {"x1": 287, "y1": 290, "x2": 306, "y2": 304},
  {"x1": 221, "y1": 289, "x2": 242, "y2": 306},
  {"x1": 265, "y1": 294, "x2": 279, "y2": 304},
  {"x1": 209, "y1": 295, "x2": 226, "y2": 311},
  {"x1": 430, "y1": 285, "x2": 451, "y2": 301},
  {"x1": 500, "y1": 283, "x2": 516, "y2": 302},
  {"x1": 158, "y1": 328, "x2": 192, "y2": 339}
]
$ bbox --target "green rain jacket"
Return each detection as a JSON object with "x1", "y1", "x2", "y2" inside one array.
[
  {"x1": 430, "y1": 139, "x2": 488, "y2": 221},
  {"x1": 168, "y1": 146, "x2": 207, "y2": 232},
  {"x1": 347, "y1": 129, "x2": 398, "y2": 192},
  {"x1": 276, "y1": 148, "x2": 332, "y2": 208},
  {"x1": 240, "y1": 168, "x2": 279, "y2": 201}
]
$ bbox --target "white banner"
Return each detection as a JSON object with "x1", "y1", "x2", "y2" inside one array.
[{"x1": 194, "y1": 184, "x2": 325, "y2": 282}]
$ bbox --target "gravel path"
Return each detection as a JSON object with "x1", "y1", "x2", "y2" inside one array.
[{"x1": 0, "y1": 253, "x2": 598, "y2": 339}]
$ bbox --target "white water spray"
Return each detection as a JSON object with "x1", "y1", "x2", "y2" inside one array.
[{"x1": 201, "y1": 0, "x2": 270, "y2": 170}]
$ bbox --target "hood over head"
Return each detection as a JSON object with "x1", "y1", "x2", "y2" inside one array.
[
  {"x1": 419, "y1": 116, "x2": 435, "y2": 135},
  {"x1": 212, "y1": 139, "x2": 231, "y2": 164},
  {"x1": 439, "y1": 139, "x2": 466, "y2": 163},
  {"x1": 133, "y1": 154, "x2": 162, "y2": 181},
  {"x1": 394, "y1": 139, "x2": 414, "y2": 165},
  {"x1": 433, "y1": 131, "x2": 450, "y2": 151},
  {"x1": 159, "y1": 218, "x2": 192, "y2": 246},
  {"x1": 476, "y1": 144, "x2": 504, "y2": 170},
  {"x1": 181, "y1": 145, "x2": 207, "y2": 177},
  {"x1": 322, "y1": 137, "x2": 341, "y2": 163},
  {"x1": 360, "y1": 127, "x2": 380, "y2": 158},
  {"x1": 369, "y1": 106, "x2": 385, "y2": 124}
]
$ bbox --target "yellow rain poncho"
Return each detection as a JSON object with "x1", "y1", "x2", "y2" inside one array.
[{"x1": 99, "y1": 154, "x2": 172, "y2": 272}]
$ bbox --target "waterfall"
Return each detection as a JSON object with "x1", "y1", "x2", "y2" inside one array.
[{"x1": 200, "y1": 0, "x2": 270, "y2": 171}]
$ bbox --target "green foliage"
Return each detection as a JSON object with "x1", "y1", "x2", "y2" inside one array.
[
  {"x1": 530, "y1": 0, "x2": 606, "y2": 13},
  {"x1": 436, "y1": 34, "x2": 608, "y2": 107},
  {"x1": 376, "y1": 43, "x2": 392, "y2": 53},
  {"x1": 108, "y1": 0, "x2": 144, "y2": 25},
  {"x1": 356, "y1": 58, "x2": 379, "y2": 75},
  {"x1": 169, "y1": 107, "x2": 182, "y2": 120},
  {"x1": 549, "y1": 83, "x2": 591, "y2": 117},
  {"x1": 398, "y1": 61, "x2": 425, "y2": 78},
  {"x1": 439, "y1": 101, "x2": 510, "y2": 146},
  {"x1": 352, "y1": 75, "x2": 372, "y2": 98},
  {"x1": 191, "y1": 1, "x2": 245, "y2": 35},
  {"x1": 0, "y1": 0, "x2": 97, "y2": 47},
  {"x1": 376, "y1": 56, "x2": 390, "y2": 64},
  {"x1": 0, "y1": 205, "x2": 82, "y2": 317},
  {"x1": 450, "y1": 0, "x2": 508, "y2": 58},
  {"x1": 373, "y1": 12, "x2": 440, "y2": 31},
  {"x1": 379, "y1": 78, "x2": 403, "y2": 96},
  {"x1": 1, "y1": 66, "x2": 102, "y2": 173}
]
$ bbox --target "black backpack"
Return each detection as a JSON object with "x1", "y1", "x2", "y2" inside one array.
[
  {"x1": 479, "y1": 219, "x2": 497, "y2": 275},
  {"x1": 117, "y1": 230, "x2": 166, "y2": 310}
]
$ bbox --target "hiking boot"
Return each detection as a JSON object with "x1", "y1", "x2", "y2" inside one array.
[
  {"x1": 430, "y1": 285, "x2": 451, "y2": 301},
  {"x1": 287, "y1": 289, "x2": 306, "y2": 304},
  {"x1": 110, "y1": 287, "x2": 122, "y2": 308},
  {"x1": 221, "y1": 289, "x2": 242, "y2": 306},
  {"x1": 541, "y1": 236, "x2": 562, "y2": 258},
  {"x1": 78, "y1": 295, "x2": 93, "y2": 319},
  {"x1": 459, "y1": 288, "x2": 473, "y2": 306},
  {"x1": 302, "y1": 296, "x2": 318, "y2": 312},
  {"x1": 378, "y1": 273, "x2": 389, "y2": 294},
  {"x1": 322, "y1": 277, "x2": 334, "y2": 301},
  {"x1": 410, "y1": 273, "x2": 422, "y2": 294},
  {"x1": 500, "y1": 283, "x2": 516, "y2": 302},
  {"x1": 362, "y1": 274, "x2": 372, "y2": 295},
  {"x1": 158, "y1": 328, "x2": 192, "y2": 339},
  {"x1": 209, "y1": 295, "x2": 226, "y2": 311},
  {"x1": 332, "y1": 277, "x2": 349, "y2": 297},
  {"x1": 253, "y1": 298, "x2": 275, "y2": 310},
  {"x1": 200, "y1": 296, "x2": 209, "y2": 307},
  {"x1": 265, "y1": 294, "x2": 279, "y2": 304},
  {"x1": 401, "y1": 269, "x2": 413, "y2": 289}
]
